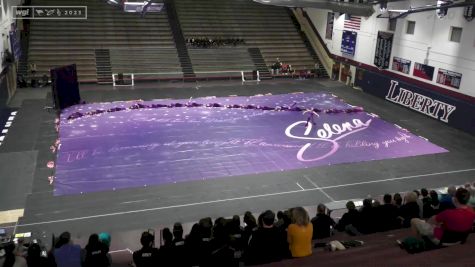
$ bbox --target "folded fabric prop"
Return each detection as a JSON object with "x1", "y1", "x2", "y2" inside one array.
[{"x1": 325, "y1": 240, "x2": 364, "y2": 251}]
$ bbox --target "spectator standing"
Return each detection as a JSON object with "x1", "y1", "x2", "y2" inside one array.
[
  {"x1": 53, "y1": 232, "x2": 82, "y2": 267},
  {"x1": 243, "y1": 212, "x2": 258, "y2": 246},
  {"x1": 287, "y1": 207, "x2": 313, "y2": 258},
  {"x1": 133, "y1": 231, "x2": 159, "y2": 267},
  {"x1": 311, "y1": 204, "x2": 335, "y2": 239},
  {"x1": 171, "y1": 223, "x2": 187, "y2": 267},
  {"x1": 184, "y1": 223, "x2": 201, "y2": 267},
  {"x1": 411, "y1": 188, "x2": 475, "y2": 245}
]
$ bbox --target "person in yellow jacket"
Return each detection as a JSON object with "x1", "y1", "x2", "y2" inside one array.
[{"x1": 287, "y1": 207, "x2": 313, "y2": 257}]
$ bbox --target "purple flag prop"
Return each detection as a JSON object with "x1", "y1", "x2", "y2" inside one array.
[{"x1": 55, "y1": 93, "x2": 447, "y2": 196}]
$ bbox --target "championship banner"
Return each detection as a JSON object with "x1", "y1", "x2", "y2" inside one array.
[
  {"x1": 325, "y1": 12, "x2": 334, "y2": 39},
  {"x1": 436, "y1": 68, "x2": 462, "y2": 89},
  {"x1": 413, "y1": 62, "x2": 435, "y2": 81},
  {"x1": 341, "y1": 30, "x2": 357, "y2": 56},
  {"x1": 374, "y1": 31, "x2": 394, "y2": 69},
  {"x1": 392, "y1": 57, "x2": 411, "y2": 74}
]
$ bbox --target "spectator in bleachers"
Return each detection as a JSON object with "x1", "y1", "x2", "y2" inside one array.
[
  {"x1": 53, "y1": 232, "x2": 82, "y2": 267},
  {"x1": 171, "y1": 223, "x2": 187, "y2": 267},
  {"x1": 414, "y1": 190, "x2": 424, "y2": 218},
  {"x1": 421, "y1": 188, "x2": 434, "y2": 218},
  {"x1": 439, "y1": 186, "x2": 457, "y2": 211},
  {"x1": 411, "y1": 187, "x2": 475, "y2": 245},
  {"x1": 133, "y1": 231, "x2": 159, "y2": 267},
  {"x1": 82, "y1": 233, "x2": 111, "y2": 267},
  {"x1": 465, "y1": 183, "x2": 475, "y2": 207},
  {"x1": 0, "y1": 241, "x2": 27, "y2": 267},
  {"x1": 311, "y1": 204, "x2": 335, "y2": 239},
  {"x1": 393, "y1": 193, "x2": 403, "y2": 208},
  {"x1": 430, "y1": 190, "x2": 440, "y2": 214},
  {"x1": 229, "y1": 215, "x2": 245, "y2": 253},
  {"x1": 398, "y1": 192, "x2": 421, "y2": 228},
  {"x1": 336, "y1": 201, "x2": 361, "y2": 236},
  {"x1": 26, "y1": 242, "x2": 54, "y2": 267},
  {"x1": 197, "y1": 217, "x2": 213, "y2": 266},
  {"x1": 377, "y1": 194, "x2": 400, "y2": 232},
  {"x1": 99, "y1": 232, "x2": 111, "y2": 249},
  {"x1": 245, "y1": 210, "x2": 287, "y2": 265},
  {"x1": 208, "y1": 218, "x2": 237, "y2": 267},
  {"x1": 357, "y1": 198, "x2": 377, "y2": 234},
  {"x1": 243, "y1": 212, "x2": 258, "y2": 245},
  {"x1": 184, "y1": 223, "x2": 201, "y2": 266},
  {"x1": 287, "y1": 207, "x2": 313, "y2": 258},
  {"x1": 158, "y1": 228, "x2": 173, "y2": 264}
]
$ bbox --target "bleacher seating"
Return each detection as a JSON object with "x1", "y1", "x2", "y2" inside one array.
[
  {"x1": 188, "y1": 48, "x2": 255, "y2": 78},
  {"x1": 28, "y1": 0, "x2": 182, "y2": 83},
  {"x1": 174, "y1": 0, "x2": 320, "y2": 72}
]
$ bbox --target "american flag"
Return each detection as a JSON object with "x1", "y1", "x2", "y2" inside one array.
[{"x1": 344, "y1": 15, "x2": 361, "y2": 30}]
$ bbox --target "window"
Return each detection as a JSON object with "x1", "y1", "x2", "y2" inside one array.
[
  {"x1": 450, "y1": 27, "x2": 463, "y2": 43},
  {"x1": 388, "y1": 19, "x2": 397, "y2": 31},
  {"x1": 406, "y1": 21, "x2": 415, "y2": 35}
]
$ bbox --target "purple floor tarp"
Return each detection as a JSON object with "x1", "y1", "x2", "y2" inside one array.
[{"x1": 55, "y1": 93, "x2": 447, "y2": 196}]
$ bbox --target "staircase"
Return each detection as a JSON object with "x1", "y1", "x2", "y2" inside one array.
[
  {"x1": 287, "y1": 8, "x2": 328, "y2": 78},
  {"x1": 164, "y1": 0, "x2": 195, "y2": 80},
  {"x1": 18, "y1": 30, "x2": 30, "y2": 78},
  {"x1": 95, "y1": 49, "x2": 113, "y2": 84},
  {"x1": 248, "y1": 48, "x2": 272, "y2": 79}
]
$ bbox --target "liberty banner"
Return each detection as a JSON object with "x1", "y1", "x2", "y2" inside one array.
[
  {"x1": 55, "y1": 93, "x2": 447, "y2": 196},
  {"x1": 374, "y1": 31, "x2": 393, "y2": 69}
]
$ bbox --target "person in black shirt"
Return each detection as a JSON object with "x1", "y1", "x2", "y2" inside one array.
[
  {"x1": 377, "y1": 194, "x2": 399, "y2": 232},
  {"x1": 311, "y1": 204, "x2": 336, "y2": 239},
  {"x1": 245, "y1": 210, "x2": 287, "y2": 265},
  {"x1": 171, "y1": 223, "x2": 187, "y2": 267},
  {"x1": 336, "y1": 201, "x2": 360, "y2": 235},
  {"x1": 82, "y1": 233, "x2": 111, "y2": 267},
  {"x1": 133, "y1": 231, "x2": 159, "y2": 267},
  {"x1": 356, "y1": 198, "x2": 377, "y2": 234},
  {"x1": 398, "y1": 192, "x2": 421, "y2": 228}
]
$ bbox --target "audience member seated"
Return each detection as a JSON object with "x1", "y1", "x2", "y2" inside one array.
[
  {"x1": 26, "y1": 242, "x2": 54, "y2": 267},
  {"x1": 430, "y1": 190, "x2": 440, "y2": 215},
  {"x1": 184, "y1": 223, "x2": 201, "y2": 266},
  {"x1": 171, "y1": 223, "x2": 187, "y2": 267},
  {"x1": 197, "y1": 217, "x2": 213, "y2": 266},
  {"x1": 53, "y1": 232, "x2": 82, "y2": 267},
  {"x1": 228, "y1": 215, "x2": 245, "y2": 254},
  {"x1": 133, "y1": 231, "x2": 160, "y2": 267},
  {"x1": 356, "y1": 198, "x2": 377, "y2": 234},
  {"x1": 335, "y1": 201, "x2": 361, "y2": 236},
  {"x1": 311, "y1": 204, "x2": 336, "y2": 239},
  {"x1": 209, "y1": 218, "x2": 238, "y2": 267},
  {"x1": 421, "y1": 188, "x2": 434, "y2": 218},
  {"x1": 187, "y1": 37, "x2": 245, "y2": 48},
  {"x1": 82, "y1": 233, "x2": 111, "y2": 267},
  {"x1": 399, "y1": 192, "x2": 421, "y2": 228},
  {"x1": 243, "y1": 212, "x2": 258, "y2": 245},
  {"x1": 414, "y1": 190, "x2": 424, "y2": 218},
  {"x1": 287, "y1": 207, "x2": 313, "y2": 258},
  {"x1": 245, "y1": 210, "x2": 287, "y2": 265},
  {"x1": 158, "y1": 228, "x2": 173, "y2": 264},
  {"x1": 0, "y1": 241, "x2": 27, "y2": 267},
  {"x1": 377, "y1": 194, "x2": 400, "y2": 232},
  {"x1": 465, "y1": 182, "x2": 475, "y2": 207},
  {"x1": 439, "y1": 186, "x2": 457, "y2": 211},
  {"x1": 393, "y1": 193, "x2": 403, "y2": 208},
  {"x1": 411, "y1": 187, "x2": 475, "y2": 245}
]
